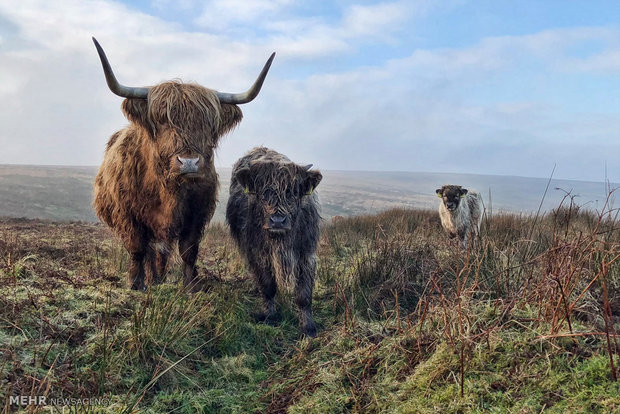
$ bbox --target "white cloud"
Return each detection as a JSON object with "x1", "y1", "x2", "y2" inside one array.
[
  {"x1": 191, "y1": 1, "x2": 415, "y2": 59},
  {"x1": 217, "y1": 26, "x2": 620, "y2": 181},
  {"x1": 342, "y1": 2, "x2": 410, "y2": 38},
  {"x1": 566, "y1": 49, "x2": 620, "y2": 73},
  {"x1": 194, "y1": 0, "x2": 293, "y2": 29},
  {"x1": 0, "y1": 0, "x2": 278, "y2": 166},
  {"x1": 0, "y1": 0, "x2": 618, "y2": 183}
]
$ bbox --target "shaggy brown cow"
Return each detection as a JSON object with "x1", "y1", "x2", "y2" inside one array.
[{"x1": 92, "y1": 38, "x2": 274, "y2": 290}]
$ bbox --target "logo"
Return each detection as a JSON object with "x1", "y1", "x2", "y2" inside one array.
[{"x1": 9, "y1": 396, "x2": 110, "y2": 407}]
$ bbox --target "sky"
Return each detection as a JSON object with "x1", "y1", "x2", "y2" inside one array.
[{"x1": 0, "y1": 0, "x2": 618, "y2": 182}]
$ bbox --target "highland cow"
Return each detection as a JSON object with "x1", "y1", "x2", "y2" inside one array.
[
  {"x1": 92, "y1": 38, "x2": 274, "y2": 290},
  {"x1": 436, "y1": 185, "x2": 483, "y2": 248},
  {"x1": 226, "y1": 147, "x2": 322, "y2": 337}
]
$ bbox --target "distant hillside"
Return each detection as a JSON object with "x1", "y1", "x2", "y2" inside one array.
[
  {"x1": 0, "y1": 165, "x2": 98, "y2": 222},
  {"x1": 0, "y1": 165, "x2": 616, "y2": 222}
]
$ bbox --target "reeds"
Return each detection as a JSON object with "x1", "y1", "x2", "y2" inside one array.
[{"x1": 314, "y1": 189, "x2": 619, "y2": 406}]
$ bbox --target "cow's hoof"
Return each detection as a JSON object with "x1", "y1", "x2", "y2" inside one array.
[
  {"x1": 302, "y1": 323, "x2": 317, "y2": 338},
  {"x1": 183, "y1": 277, "x2": 208, "y2": 293},
  {"x1": 151, "y1": 275, "x2": 167, "y2": 285},
  {"x1": 130, "y1": 281, "x2": 146, "y2": 291}
]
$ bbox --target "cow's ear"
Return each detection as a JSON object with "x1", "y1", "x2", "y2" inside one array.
[
  {"x1": 121, "y1": 98, "x2": 151, "y2": 132},
  {"x1": 436, "y1": 189, "x2": 443, "y2": 198},
  {"x1": 303, "y1": 170, "x2": 322, "y2": 196},
  {"x1": 235, "y1": 168, "x2": 253, "y2": 194},
  {"x1": 218, "y1": 104, "x2": 244, "y2": 138},
  {"x1": 460, "y1": 188, "x2": 468, "y2": 197}
]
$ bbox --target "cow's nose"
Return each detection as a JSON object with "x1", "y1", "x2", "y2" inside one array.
[
  {"x1": 269, "y1": 214, "x2": 287, "y2": 229},
  {"x1": 177, "y1": 156, "x2": 200, "y2": 175}
]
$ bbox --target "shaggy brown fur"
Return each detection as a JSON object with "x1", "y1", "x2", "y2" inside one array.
[{"x1": 94, "y1": 81, "x2": 242, "y2": 290}]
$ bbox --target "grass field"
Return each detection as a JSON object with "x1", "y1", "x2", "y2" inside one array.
[{"x1": 1, "y1": 196, "x2": 619, "y2": 412}]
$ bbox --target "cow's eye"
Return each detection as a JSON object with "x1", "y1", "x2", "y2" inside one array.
[{"x1": 263, "y1": 189, "x2": 276, "y2": 199}]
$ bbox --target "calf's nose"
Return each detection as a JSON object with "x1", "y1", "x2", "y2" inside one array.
[{"x1": 269, "y1": 214, "x2": 287, "y2": 229}]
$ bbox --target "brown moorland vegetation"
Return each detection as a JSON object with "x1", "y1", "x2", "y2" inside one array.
[{"x1": 0, "y1": 195, "x2": 619, "y2": 412}]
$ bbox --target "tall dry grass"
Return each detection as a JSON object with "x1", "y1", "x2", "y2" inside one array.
[
  {"x1": 316, "y1": 192, "x2": 619, "y2": 400},
  {"x1": 1, "y1": 193, "x2": 619, "y2": 412}
]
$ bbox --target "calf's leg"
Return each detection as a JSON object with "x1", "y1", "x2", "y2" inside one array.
[
  {"x1": 295, "y1": 255, "x2": 317, "y2": 337},
  {"x1": 250, "y1": 258, "x2": 279, "y2": 323}
]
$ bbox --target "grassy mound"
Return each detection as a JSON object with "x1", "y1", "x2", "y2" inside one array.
[{"x1": 1, "y1": 199, "x2": 619, "y2": 412}]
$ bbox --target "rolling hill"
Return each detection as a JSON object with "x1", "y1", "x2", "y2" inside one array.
[{"x1": 0, "y1": 165, "x2": 616, "y2": 223}]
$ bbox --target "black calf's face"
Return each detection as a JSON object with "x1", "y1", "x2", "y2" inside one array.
[
  {"x1": 236, "y1": 163, "x2": 322, "y2": 236},
  {"x1": 436, "y1": 185, "x2": 468, "y2": 211}
]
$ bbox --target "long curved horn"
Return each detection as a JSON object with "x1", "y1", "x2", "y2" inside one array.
[
  {"x1": 216, "y1": 52, "x2": 276, "y2": 105},
  {"x1": 92, "y1": 37, "x2": 149, "y2": 99}
]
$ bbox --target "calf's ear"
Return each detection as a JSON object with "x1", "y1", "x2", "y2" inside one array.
[
  {"x1": 303, "y1": 170, "x2": 322, "y2": 195},
  {"x1": 436, "y1": 189, "x2": 443, "y2": 198},
  {"x1": 235, "y1": 168, "x2": 254, "y2": 193},
  {"x1": 460, "y1": 188, "x2": 468, "y2": 198}
]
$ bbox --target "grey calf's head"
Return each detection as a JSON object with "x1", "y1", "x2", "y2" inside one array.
[{"x1": 235, "y1": 162, "x2": 322, "y2": 236}]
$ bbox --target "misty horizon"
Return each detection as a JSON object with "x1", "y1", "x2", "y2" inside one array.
[
  {"x1": 0, "y1": 163, "x2": 618, "y2": 186},
  {"x1": 1, "y1": 165, "x2": 617, "y2": 225}
]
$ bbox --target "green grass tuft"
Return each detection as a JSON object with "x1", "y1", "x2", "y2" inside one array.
[{"x1": 1, "y1": 199, "x2": 619, "y2": 412}]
